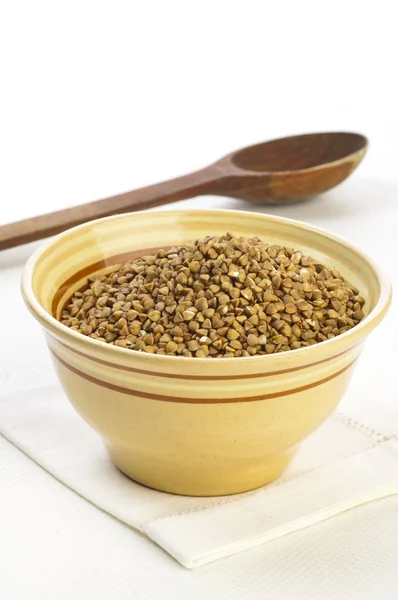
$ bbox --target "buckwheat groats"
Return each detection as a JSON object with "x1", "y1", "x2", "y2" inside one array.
[{"x1": 61, "y1": 232, "x2": 365, "y2": 357}]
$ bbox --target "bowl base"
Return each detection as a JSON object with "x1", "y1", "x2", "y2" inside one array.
[{"x1": 107, "y1": 445, "x2": 298, "y2": 497}]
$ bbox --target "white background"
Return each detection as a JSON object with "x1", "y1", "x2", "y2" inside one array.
[{"x1": 1, "y1": 1, "x2": 398, "y2": 599}]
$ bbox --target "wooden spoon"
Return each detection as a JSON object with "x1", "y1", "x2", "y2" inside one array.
[{"x1": 0, "y1": 131, "x2": 367, "y2": 251}]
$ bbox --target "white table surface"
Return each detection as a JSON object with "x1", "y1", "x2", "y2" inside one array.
[{"x1": 1, "y1": 2, "x2": 398, "y2": 598}]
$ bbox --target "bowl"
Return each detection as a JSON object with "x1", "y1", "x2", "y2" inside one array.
[{"x1": 21, "y1": 209, "x2": 391, "y2": 496}]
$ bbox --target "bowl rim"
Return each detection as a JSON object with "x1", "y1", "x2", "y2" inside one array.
[{"x1": 21, "y1": 208, "x2": 392, "y2": 366}]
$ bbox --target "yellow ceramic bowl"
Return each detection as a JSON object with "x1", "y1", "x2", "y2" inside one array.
[{"x1": 21, "y1": 209, "x2": 391, "y2": 496}]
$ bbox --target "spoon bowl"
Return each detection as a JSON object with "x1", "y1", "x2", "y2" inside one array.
[
  {"x1": 0, "y1": 131, "x2": 367, "y2": 251},
  {"x1": 214, "y1": 132, "x2": 368, "y2": 203}
]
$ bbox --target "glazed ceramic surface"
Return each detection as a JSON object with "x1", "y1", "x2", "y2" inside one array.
[{"x1": 21, "y1": 210, "x2": 391, "y2": 496}]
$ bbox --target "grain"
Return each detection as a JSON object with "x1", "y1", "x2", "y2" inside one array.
[{"x1": 61, "y1": 233, "x2": 365, "y2": 357}]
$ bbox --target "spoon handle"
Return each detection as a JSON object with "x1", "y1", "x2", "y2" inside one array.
[{"x1": 0, "y1": 167, "x2": 221, "y2": 251}]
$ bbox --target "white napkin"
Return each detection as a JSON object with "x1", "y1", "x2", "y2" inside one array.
[{"x1": 1, "y1": 384, "x2": 398, "y2": 568}]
